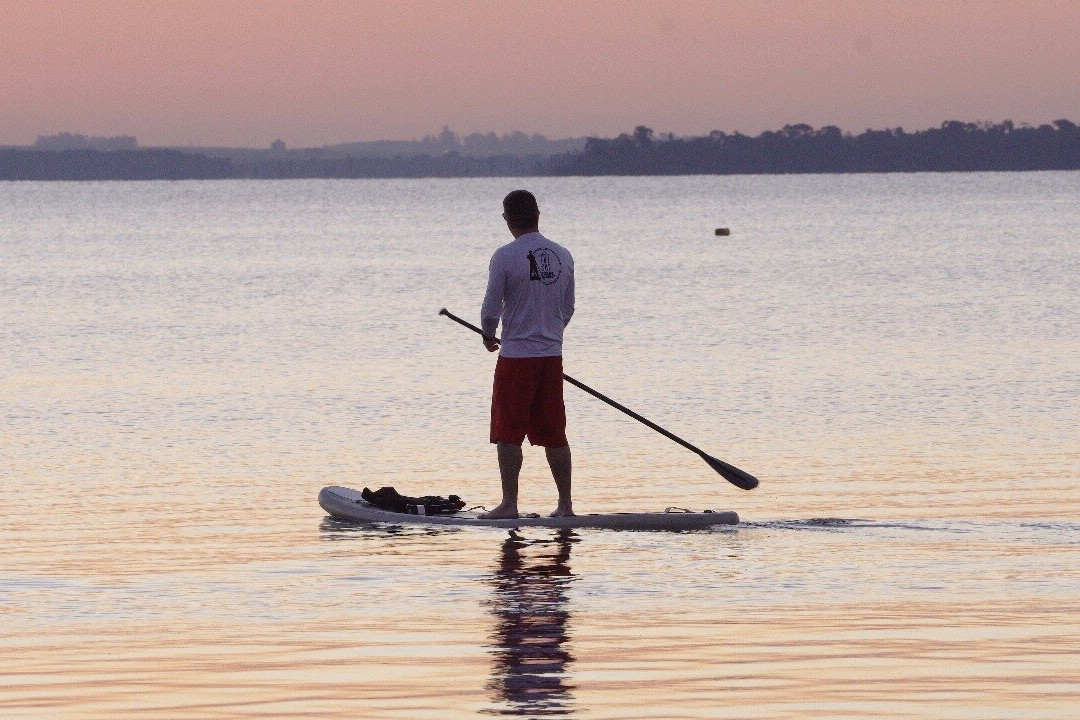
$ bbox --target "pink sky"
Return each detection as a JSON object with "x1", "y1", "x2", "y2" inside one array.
[{"x1": 2, "y1": 0, "x2": 1078, "y2": 147}]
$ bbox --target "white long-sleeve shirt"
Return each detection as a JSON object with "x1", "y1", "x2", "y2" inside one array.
[{"x1": 481, "y1": 231, "x2": 574, "y2": 357}]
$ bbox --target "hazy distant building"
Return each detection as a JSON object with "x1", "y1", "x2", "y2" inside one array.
[
  {"x1": 318, "y1": 128, "x2": 586, "y2": 159},
  {"x1": 270, "y1": 139, "x2": 287, "y2": 153},
  {"x1": 34, "y1": 133, "x2": 138, "y2": 151}
]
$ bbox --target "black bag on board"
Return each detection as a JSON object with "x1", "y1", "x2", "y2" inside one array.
[{"x1": 361, "y1": 486, "x2": 466, "y2": 515}]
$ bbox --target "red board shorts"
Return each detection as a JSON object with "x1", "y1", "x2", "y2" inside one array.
[{"x1": 490, "y1": 355, "x2": 568, "y2": 447}]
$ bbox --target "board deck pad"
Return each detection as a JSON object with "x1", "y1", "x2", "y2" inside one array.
[{"x1": 319, "y1": 486, "x2": 738, "y2": 530}]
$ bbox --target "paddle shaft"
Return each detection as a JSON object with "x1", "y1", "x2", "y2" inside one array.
[{"x1": 438, "y1": 308, "x2": 758, "y2": 490}]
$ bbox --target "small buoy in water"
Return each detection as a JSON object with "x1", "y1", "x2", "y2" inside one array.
[{"x1": 715, "y1": 228, "x2": 730, "y2": 236}]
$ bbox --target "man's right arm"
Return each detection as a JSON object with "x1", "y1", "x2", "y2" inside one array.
[
  {"x1": 562, "y1": 256, "x2": 575, "y2": 327},
  {"x1": 480, "y1": 252, "x2": 503, "y2": 349}
]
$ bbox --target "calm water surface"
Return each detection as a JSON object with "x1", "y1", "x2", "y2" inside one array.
[{"x1": 2, "y1": 174, "x2": 1078, "y2": 718}]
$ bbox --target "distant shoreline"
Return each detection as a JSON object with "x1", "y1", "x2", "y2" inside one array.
[{"x1": 3, "y1": 121, "x2": 1078, "y2": 180}]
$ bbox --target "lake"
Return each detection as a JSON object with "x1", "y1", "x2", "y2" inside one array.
[{"x1": 2, "y1": 173, "x2": 1077, "y2": 718}]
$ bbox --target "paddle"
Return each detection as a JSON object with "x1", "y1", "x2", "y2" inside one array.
[{"x1": 439, "y1": 308, "x2": 759, "y2": 490}]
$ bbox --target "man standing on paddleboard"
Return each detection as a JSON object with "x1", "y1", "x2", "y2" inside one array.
[{"x1": 479, "y1": 190, "x2": 575, "y2": 519}]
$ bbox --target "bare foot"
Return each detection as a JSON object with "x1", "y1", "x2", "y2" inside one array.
[
  {"x1": 479, "y1": 504, "x2": 519, "y2": 520},
  {"x1": 549, "y1": 505, "x2": 575, "y2": 518}
]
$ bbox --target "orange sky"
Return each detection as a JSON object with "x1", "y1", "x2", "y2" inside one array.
[{"x1": 2, "y1": 0, "x2": 1078, "y2": 147}]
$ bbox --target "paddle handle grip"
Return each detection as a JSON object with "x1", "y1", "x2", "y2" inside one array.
[{"x1": 439, "y1": 308, "x2": 492, "y2": 339}]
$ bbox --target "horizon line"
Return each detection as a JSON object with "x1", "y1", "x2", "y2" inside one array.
[{"x1": 7, "y1": 117, "x2": 1077, "y2": 151}]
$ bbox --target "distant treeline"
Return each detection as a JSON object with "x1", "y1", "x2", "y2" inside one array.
[
  {"x1": 548, "y1": 121, "x2": 1080, "y2": 175},
  {"x1": 233, "y1": 153, "x2": 539, "y2": 178},
  {"x1": 0, "y1": 148, "x2": 232, "y2": 180},
  {"x1": 34, "y1": 132, "x2": 139, "y2": 152},
  {"x1": 0, "y1": 147, "x2": 538, "y2": 180},
  {"x1": 175, "y1": 127, "x2": 585, "y2": 163},
  {"x1": 3, "y1": 120, "x2": 1079, "y2": 180}
]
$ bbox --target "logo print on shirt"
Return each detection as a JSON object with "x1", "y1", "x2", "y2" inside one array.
[{"x1": 527, "y1": 248, "x2": 562, "y2": 285}]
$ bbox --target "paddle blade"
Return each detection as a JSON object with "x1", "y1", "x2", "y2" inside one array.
[{"x1": 703, "y1": 454, "x2": 759, "y2": 490}]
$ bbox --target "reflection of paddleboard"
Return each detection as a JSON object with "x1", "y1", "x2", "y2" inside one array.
[{"x1": 319, "y1": 486, "x2": 738, "y2": 531}]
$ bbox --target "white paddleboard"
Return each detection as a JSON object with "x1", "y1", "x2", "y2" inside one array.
[{"x1": 319, "y1": 486, "x2": 738, "y2": 531}]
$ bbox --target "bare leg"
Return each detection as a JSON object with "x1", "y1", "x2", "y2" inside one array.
[
  {"x1": 480, "y1": 442, "x2": 522, "y2": 519},
  {"x1": 546, "y1": 445, "x2": 573, "y2": 517}
]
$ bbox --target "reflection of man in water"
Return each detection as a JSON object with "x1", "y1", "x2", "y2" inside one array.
[{"x1": 485, "y1": 529, "x2": 576, "y2": 717}]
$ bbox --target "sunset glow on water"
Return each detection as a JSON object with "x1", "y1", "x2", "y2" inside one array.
[{"x1": 2, "y1": 174, "x2": 1078, "y2": 718}]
